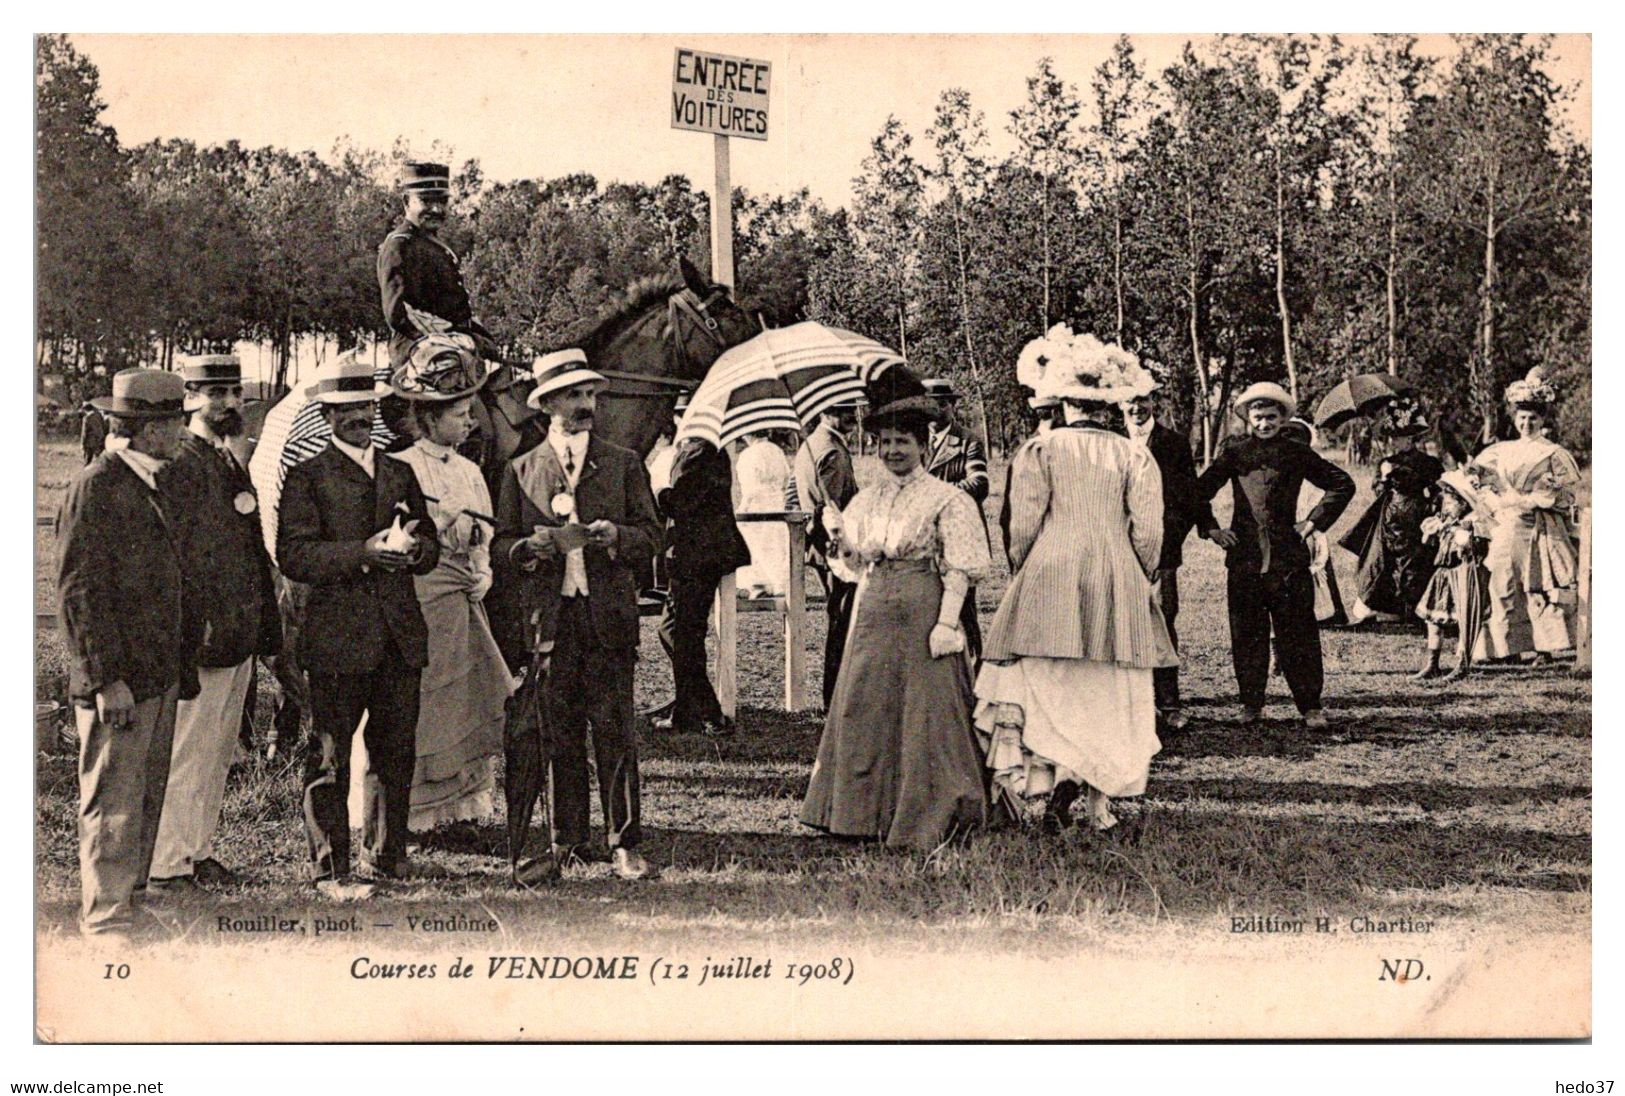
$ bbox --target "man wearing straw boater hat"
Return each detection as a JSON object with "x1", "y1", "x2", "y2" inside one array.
[
  {"x1": 56, "y1": 368, "x2": 199, "y2": 937},
  {"x1": 377, "y1": 161, "x2": 498, "y2": 369},
  {"x1": 1193, "y1": 381, "x2": 1355, "y2": 729},
  {"x1": 493, "y1": 349, "x2": 662, "y2": 882},
  {"x1": 276, "y1": 353, "x2": 439, "y2": 900},
  {"x1": 146, "y1": 355, "x2": 281, "y2": 895}
]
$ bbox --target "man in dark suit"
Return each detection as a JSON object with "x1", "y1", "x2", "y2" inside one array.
[
  {"x1": 791, "y1": 397, "x2": 862, "y2": 709},
  {"x1": 1122, "y1": 386, "x2": 1216, "y2": 731},
  {"x1": 149, "y1": 355, "x2": 281, "y2": 892},
  {"x1": 1194, "y1": 383, "x2": 1356, "y2": 729},
  {"x1": 56, "y1": 369, "x2": 199, "y2": 937},
  {"x1": 376, "y1": 161, "x2": 498, "y2": 368},
  {"x1": 277, "y1": 354, "x2": 438, "y2": 900},
  {"x1": 653, "y1": 438, "x2": 751, "y2": 737},
  {"x1": 493, "y1": 349, "x2": 662, "y2": 882}
]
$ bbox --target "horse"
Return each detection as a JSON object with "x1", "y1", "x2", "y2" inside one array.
[{"x1": 464, "y1": 257, "x2": 762, "y2": 491}]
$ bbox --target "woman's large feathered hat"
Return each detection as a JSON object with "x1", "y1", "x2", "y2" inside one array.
[
  {"x1": 1504, "y1": 366, "x2": 1557, "y2": 409},
  {"x1": 865, "y1": 365, "x2": 945, "y2": 429},
  {"x1": 390, "y1": 333, "x2": 491, "y2": 402},
  {"x1": 1022, "y1": 324, "x2": 1156, "y2": 405}
]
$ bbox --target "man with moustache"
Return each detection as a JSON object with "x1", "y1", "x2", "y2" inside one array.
[
  {"x1": 277, "y1": 354, "x2": 439, "y2": 900},
  {"x1": 1120, "y1": 379, "x2": 1214, "y2": 732},
  {"x1": 493, "y1": 350, "x2": 662, "y2": 883},
  {"x1": 147, "y1": 355, "x2": 281, "y2": 893},
  {"x1": 56, "y1": 369, "x2": 200, "y2": 937},
  {"x1": 377, "y1": 161, "x2": 498, "y2": 368}
]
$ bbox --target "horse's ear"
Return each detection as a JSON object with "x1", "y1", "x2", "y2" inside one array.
[{"x1": 678, "y1": 256, "x2": 710, "y2": 296}]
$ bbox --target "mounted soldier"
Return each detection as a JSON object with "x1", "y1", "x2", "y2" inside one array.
[{"x1": 377, "y1": 161, "x2": 500, "y2": 368}]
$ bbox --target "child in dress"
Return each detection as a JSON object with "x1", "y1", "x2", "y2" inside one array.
[{"x1": 1412, "y1": 469, "x2": 1490, "y2": 682}]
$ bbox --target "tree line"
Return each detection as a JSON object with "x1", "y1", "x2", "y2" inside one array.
[{"x1": 37, "y1": 34, "x2": 1590, "y2": 458}]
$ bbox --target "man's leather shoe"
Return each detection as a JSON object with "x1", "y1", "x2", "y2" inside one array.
[
  {"x1": 192, "y1": 858, "x2": 238, "y2": 887},
  {"x1": 315, "y1": 879, "x2": 377, "y2": 902},
  {"x1": 612, "y1": 848, "x2": 653, "y2": 880},
  {"x1": 146, "y1": 875, "x2": 202, "y2": 901},
  {"x1": 553, "y1": 843, "x2": 611, "y2": 870},
  {"x1": 513, "y1": 856, "x2": 561, "y2": 889}
]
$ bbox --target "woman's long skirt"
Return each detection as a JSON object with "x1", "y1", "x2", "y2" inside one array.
[
  {"x1": 350, "y1": 556, "x2": 512, "y2": 831},
  {"x1": 799, "y1": 560, "x2": 988, "y2": 853},
  {"x1": 973, "y1": 657, "x2": 1160, "y2": 804},
  {"x1": 1486, "y1": 513, "x2": 1577, "y2": 657}
]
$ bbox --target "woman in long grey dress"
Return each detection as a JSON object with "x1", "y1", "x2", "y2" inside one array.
[{"x1": 799, "y1": 392, "x2": 993, "y2": 853}]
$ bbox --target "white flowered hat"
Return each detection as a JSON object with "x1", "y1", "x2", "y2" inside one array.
[
  {"x1": 1504, "y1": 366, "x2": 1557, "y2": 409},
  {"x1": 1028, "y1": 326, "x2": 1157, "y2": 405}
]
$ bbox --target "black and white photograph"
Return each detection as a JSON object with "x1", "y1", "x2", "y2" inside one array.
[{"x1": 28, "y1": 30, "x2": 1592, "y2": 1049}]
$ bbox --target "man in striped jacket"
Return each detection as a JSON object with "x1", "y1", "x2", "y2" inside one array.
[{"x1": 923, "y1": 378, "x2": 989, "y2": 662}]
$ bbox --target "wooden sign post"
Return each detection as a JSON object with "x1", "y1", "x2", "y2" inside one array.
[{"x1": 672, "y1": 46, "x2": 771, "y2": 719}]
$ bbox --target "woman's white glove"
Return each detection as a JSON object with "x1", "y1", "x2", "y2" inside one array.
[
  {"x1": 468, "y1": 571, "x2": 493, "y2": 603},
  {"x1": 821, "y1": 505, "x2": 844, "y2": 544},
  {"x1": 928, "y1": 623, "x2": 966, "y2": 659}
]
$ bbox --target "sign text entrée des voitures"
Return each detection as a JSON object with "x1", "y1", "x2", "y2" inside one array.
[{"x1": 671, "y1": 48, "x2": 771, "y2": 141}]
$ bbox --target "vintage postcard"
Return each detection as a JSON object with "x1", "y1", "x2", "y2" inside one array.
[{"x1": 32, "y1": 31, "x2": 1591, "y2": 1045}]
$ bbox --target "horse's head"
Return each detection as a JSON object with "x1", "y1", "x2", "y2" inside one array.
[{"x1": 581, "y1": 259, "x2": 762, "y2": 458}]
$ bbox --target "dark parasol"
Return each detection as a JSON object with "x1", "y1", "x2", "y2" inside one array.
[{"x1": 1312, "y1": 373, "x2": 1414, "y2": 431}]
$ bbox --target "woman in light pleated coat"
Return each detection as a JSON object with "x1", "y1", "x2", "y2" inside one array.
[{"x1": 975, "y1": 328, "x2": 1174, "y2": 832}]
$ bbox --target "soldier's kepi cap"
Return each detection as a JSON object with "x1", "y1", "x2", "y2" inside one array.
[
  {"x1": 398, "y1": 161, "x2": 451, "y2": 195},
  {"x1": 527, "y1": 349, "x2": 607, "y2": 408},
  {"x1": 90, "y1": 368, "x2": 187, "y2": 418},
  {"x1": 307, "y1": 353, "x2": 391, "y2": 405}
]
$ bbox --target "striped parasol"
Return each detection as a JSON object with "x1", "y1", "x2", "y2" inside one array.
[
  {"x1": 248, "y1": 361, "x2": 396, "y2": 561},
  {"x1": 674, "y1": 322, "x2": 903, "y2": 448}
]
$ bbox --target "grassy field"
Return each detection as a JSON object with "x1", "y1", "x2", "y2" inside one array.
[{"x1": 33, "y1": 438, "x2": 1590, "y2": 955}]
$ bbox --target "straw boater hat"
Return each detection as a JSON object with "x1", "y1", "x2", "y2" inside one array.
[
  {"x1": 1030, "y1": 326, "x2": 1157, "y2": 405},
  {"x1": 1231, "y1": 381, "x2": 1297, "y2": 421},
  {"x1": 178, "y1": 354, "x2": 244, "y2": 411},
  {"x1": 307, "y1": 352, "x2": 390, "y2": 405},
  {"x1": 922, "y1": 378, "x2": 961, "y2": 403},
  {"x1": 526, "y1": 349, "x2": 608, "y2": 409},
  {"x1": 91, "y1": 368, "x2": 187, "y2": 419},
  {"x1": 1504, "y1": 366, "x2": 1557, "y2": 410},
  {"x1": 398, "y1": 161, "x2": 451, "y2": 196},
  {"x1": 389, "y1": 333, "x2": 491, "y2": 402}
]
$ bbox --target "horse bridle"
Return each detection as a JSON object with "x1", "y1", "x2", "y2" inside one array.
[
  {"x1": 493, "y1": 286, "x2": 736, "y2": 403},
  {"x1": 587, "y1": 286, "x2": 735, "y2": 399}
]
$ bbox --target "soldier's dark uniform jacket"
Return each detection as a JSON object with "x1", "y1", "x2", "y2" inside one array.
[{"x1": 376, "y1": 218, "x2": 494, "y2": 366}]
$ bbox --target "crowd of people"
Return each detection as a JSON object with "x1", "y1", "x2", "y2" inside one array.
[{"x1": 52, "y1": 162, "x2": 1585, "y2": 940}]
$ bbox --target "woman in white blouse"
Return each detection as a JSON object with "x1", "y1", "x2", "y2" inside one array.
[
  {"x1": 799, "y1": 390, "x2": 993, "y2": 853},
  {"x1": 351, "y1": 336, "x2": 513, "y2": 833},
  {"x1": 976, "y1": 328, "x2": 1173, "y2": 833},
  {"x1": 735, "y1": 430, "x2": 793, "y2": 597}
]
